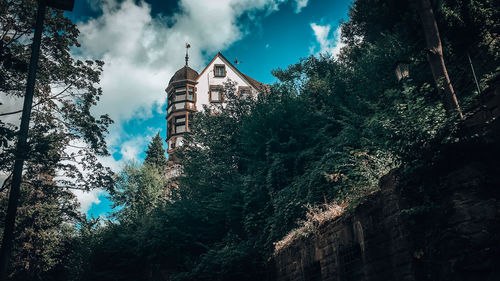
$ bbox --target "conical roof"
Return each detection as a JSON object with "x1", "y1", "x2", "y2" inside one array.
[{"x1": 168, "y1": 65, "x2": 199, "y2": 85}]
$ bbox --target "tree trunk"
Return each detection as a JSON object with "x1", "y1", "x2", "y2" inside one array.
[{"x1": 417, "y1": 0, "x2": 463, "y2": 119}]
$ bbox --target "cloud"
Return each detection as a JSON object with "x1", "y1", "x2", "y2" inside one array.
[
  {"x1": 294, "y1": 0, "x2": 309, "y2": 13},
  {"x1": 73, "y1": 188, "x2": 104, "y2": 214},
  {"x1": 86, "y1": 0, "x2": 102, "y2": 11},
  {"x1": 310, "y1": 23, "x2": 345, "y2": 57},
  {"x1": 0, "y1": 94, "x2": 23, "y2": 128},
  {"x1": 120, "y1": 133, "x2": 154, "y2": 162}
]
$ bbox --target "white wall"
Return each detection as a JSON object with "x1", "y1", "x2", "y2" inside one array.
[{"x1": 195, "y1": 55, "x2": 259, "y2": 112}]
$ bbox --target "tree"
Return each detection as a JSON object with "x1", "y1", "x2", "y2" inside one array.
[
  {"x1": 1, "y1": 0, "x2": 113, "y2": 278},
  {"x1": 341, "y1": 0, "x2": 499, "y2": 116},
  {"x1": 144, "y1": 132, "x2": 168, "y2": 170},
  {"x1": 0, "y1": 0, "x2": 113, "y2": 189},
  {"x1": 63, "y1": 1, "x2": 499, "y2": 280},
  {"x1": 108, "y1": 133, "x2": 168, "y2": 223},
  {"x1": 417, "y1": 0, "x2": 463, "y2": 118},
  {"x1": 85, "y1": 157, "x2": 168, "y2": 280},
  {"x1": 109, "y1": 163, "x2": 167, "y2": 223},
  {"x1": 0, "y1": 176, "x2": 80, "y2": 281}
]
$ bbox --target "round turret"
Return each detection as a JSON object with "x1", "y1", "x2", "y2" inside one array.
[{"x1": 165, "y1": 64, "x2": 199, "y2": 164}]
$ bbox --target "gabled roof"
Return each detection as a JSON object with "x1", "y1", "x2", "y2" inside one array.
[{"x1": 197, "y1": 52, "x2": 269, "y2": 93}]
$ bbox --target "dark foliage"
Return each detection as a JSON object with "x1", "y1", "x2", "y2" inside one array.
[
  {"x1": 1, "y1": 0, "x2": 113, "y2": 279},
  {"x1": 6, "y1": 0, "x2": 497, "y2": 280}
]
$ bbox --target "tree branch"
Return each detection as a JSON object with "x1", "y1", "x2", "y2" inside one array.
[{"x1": 0, "y1": 83, "x2": 73, "y2": 116}]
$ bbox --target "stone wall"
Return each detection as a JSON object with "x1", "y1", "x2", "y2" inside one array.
[
  {"x1": 273, "y1": 76, "x2": 500, "y2": 281},
  {"x1": 274, "y1": 171, "x2": 416, "y2": 281}
]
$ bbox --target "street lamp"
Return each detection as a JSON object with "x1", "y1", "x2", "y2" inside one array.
[
  {"x1": 47, "y1": 0, "x2": 75, "y2": 11},
  {"x1": 394, "y1": 61, "x2": 410, "y2": 82},
  {"x1": 394, "y1": 61, "x2": 412, "y2": 113},
  {"x1": 0, "y1": 1, "x2": 75, "y2": 279}
]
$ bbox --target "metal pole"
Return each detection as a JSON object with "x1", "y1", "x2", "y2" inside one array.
[
  {"x1": 0, "y1": 1, "x2": 47, "y2": 279},
  {"x1": 467, "y1": 52, "x2": 481, "y2": 95}
]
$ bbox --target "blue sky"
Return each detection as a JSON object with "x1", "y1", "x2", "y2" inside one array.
[{"x1": 67, "y1": 0, "x2": 352, "y2": 218}]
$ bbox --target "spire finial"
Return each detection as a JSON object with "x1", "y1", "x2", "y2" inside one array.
[{"x1": 185, "y1": 43, "x2": 191, "y2": 66}]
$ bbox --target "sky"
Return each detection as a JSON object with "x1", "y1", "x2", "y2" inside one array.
[{"x1": 65, "y1": 0, "x2": 353, "y2": 218}]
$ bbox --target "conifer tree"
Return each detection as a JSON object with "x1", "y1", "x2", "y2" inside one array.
[{"x1": 144, "y1": 132, "x2": 168, "y2": 170}]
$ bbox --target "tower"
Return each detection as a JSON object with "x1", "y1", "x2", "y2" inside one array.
[{"x1": 165, "y1": 44, "x2": 198, "y2": 165}]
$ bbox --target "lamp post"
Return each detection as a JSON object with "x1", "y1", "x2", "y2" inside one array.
[
  {"x1": 0, "y1": 1, "x2": 74, "y2": 279},
  {"x1": 395, "y1": 62, "x2": 409, "y2": 82}
]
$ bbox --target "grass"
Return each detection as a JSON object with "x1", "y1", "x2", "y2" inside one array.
[{"x1": 273, "y1": 202, "x2": 345, "y2": 254}]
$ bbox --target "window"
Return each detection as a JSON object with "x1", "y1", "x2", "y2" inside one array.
[
  {"x1": 211, "y1": 91, "x2": 222, "y2": 102},
  {"x1": 209, "y1": 86, "x2": 223, "y2": 103},
  {"x1": 169, "y1": 88, "x2": 185, "y2": 105},
  {"x1": 168, "y1": 119, "x2": 175, "y2": 136},
  {"x1": 187, "y1": 86, "x2": 195, "y2": 101},
  {"x1": 175, "y1": 92, "x2": 186, "y2": 102},
  {"x1": 168, "y1": 86, "x2": 195, "y2": 108},
  {"x1": 174, "y1": 116, "x2": 186, "y2": 134},
  {"x1": 238, "y1": 86, "x2": 252, "y2": 99},
  {"x1": 214, "y1": 65, "x2": 226, "y2": 77}
]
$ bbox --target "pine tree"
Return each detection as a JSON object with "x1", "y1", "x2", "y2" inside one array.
[{"x1": 144, "y1": 132, "x2": 168, "y2": 170}]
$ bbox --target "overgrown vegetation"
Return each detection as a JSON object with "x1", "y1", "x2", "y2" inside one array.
[
  {"x1": 274, "y1": 202, "x2": 345, "y2": 254},
  {"x1": 1, "y1": 0, "x2": 499, "y2": 280}
]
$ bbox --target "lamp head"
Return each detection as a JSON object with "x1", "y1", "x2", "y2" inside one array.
[{"x1": 47, "y1": 0, "x2": 75, "y2": 11}]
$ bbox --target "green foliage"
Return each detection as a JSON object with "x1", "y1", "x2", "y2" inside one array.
[
  {"x1": 48, "y1": 0, "x2": 499, "y2": 280},
  {"x1": 0, "y1": 0, "x2": 114, "y2": 189},
  {"x1": 109, "y1": 163, "x2": 167, "y2": 223},
  {"x1": 81, "y1": 137, "x2": 169, "y2": 280},
  {"x1": 151, "y1": 0, "x2": 498, "y2": 278},
  {"x1": 0, "y1": 173, "x2": 81, "y2": 280},
  {"x1": 144, "y1": 133, "x2": 168, "y2": 170},
  {"x1": 1, "y1": 1, "x2": 113, "y2": 279}
]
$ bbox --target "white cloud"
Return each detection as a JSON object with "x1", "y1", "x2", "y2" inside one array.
[
  {"x1": 86, "y1": 0, "x2": 102, "y2": 11},
  {"x1": 0, "y1": 94, "x2": 23, "y2": 128},
  {"x1": 310, "y1": 23, "x2": 345, "y2": 57},
  {"x1": 294, "y1": 0, "x2": 309, "y2": 13},
  {"x1": 119, "y1": 133, "x2": 153, "y2": 162},
  {"x1": 73, "y1": 188, "x2": 104, "y2": 214}
]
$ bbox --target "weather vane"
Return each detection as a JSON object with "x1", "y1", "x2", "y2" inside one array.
[{"x1": 185, "y1": 43, "x2": 191, "y2": 66}]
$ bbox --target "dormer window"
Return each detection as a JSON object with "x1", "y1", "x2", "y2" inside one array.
[
  {"x1": 209, "y1": 85, "x2": 223, "y2": 103},
  {"x1": 214, "y1": 65, "x2": 226, "y2": 77}
]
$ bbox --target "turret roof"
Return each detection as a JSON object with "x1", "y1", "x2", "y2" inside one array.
[{"x1": 168, "y1": 65, "x2": 199, "y2": 85}]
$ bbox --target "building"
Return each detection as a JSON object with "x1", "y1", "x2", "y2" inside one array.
[{"x1": 165, "y1": 51, "x2": 269, "y2": 170}]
